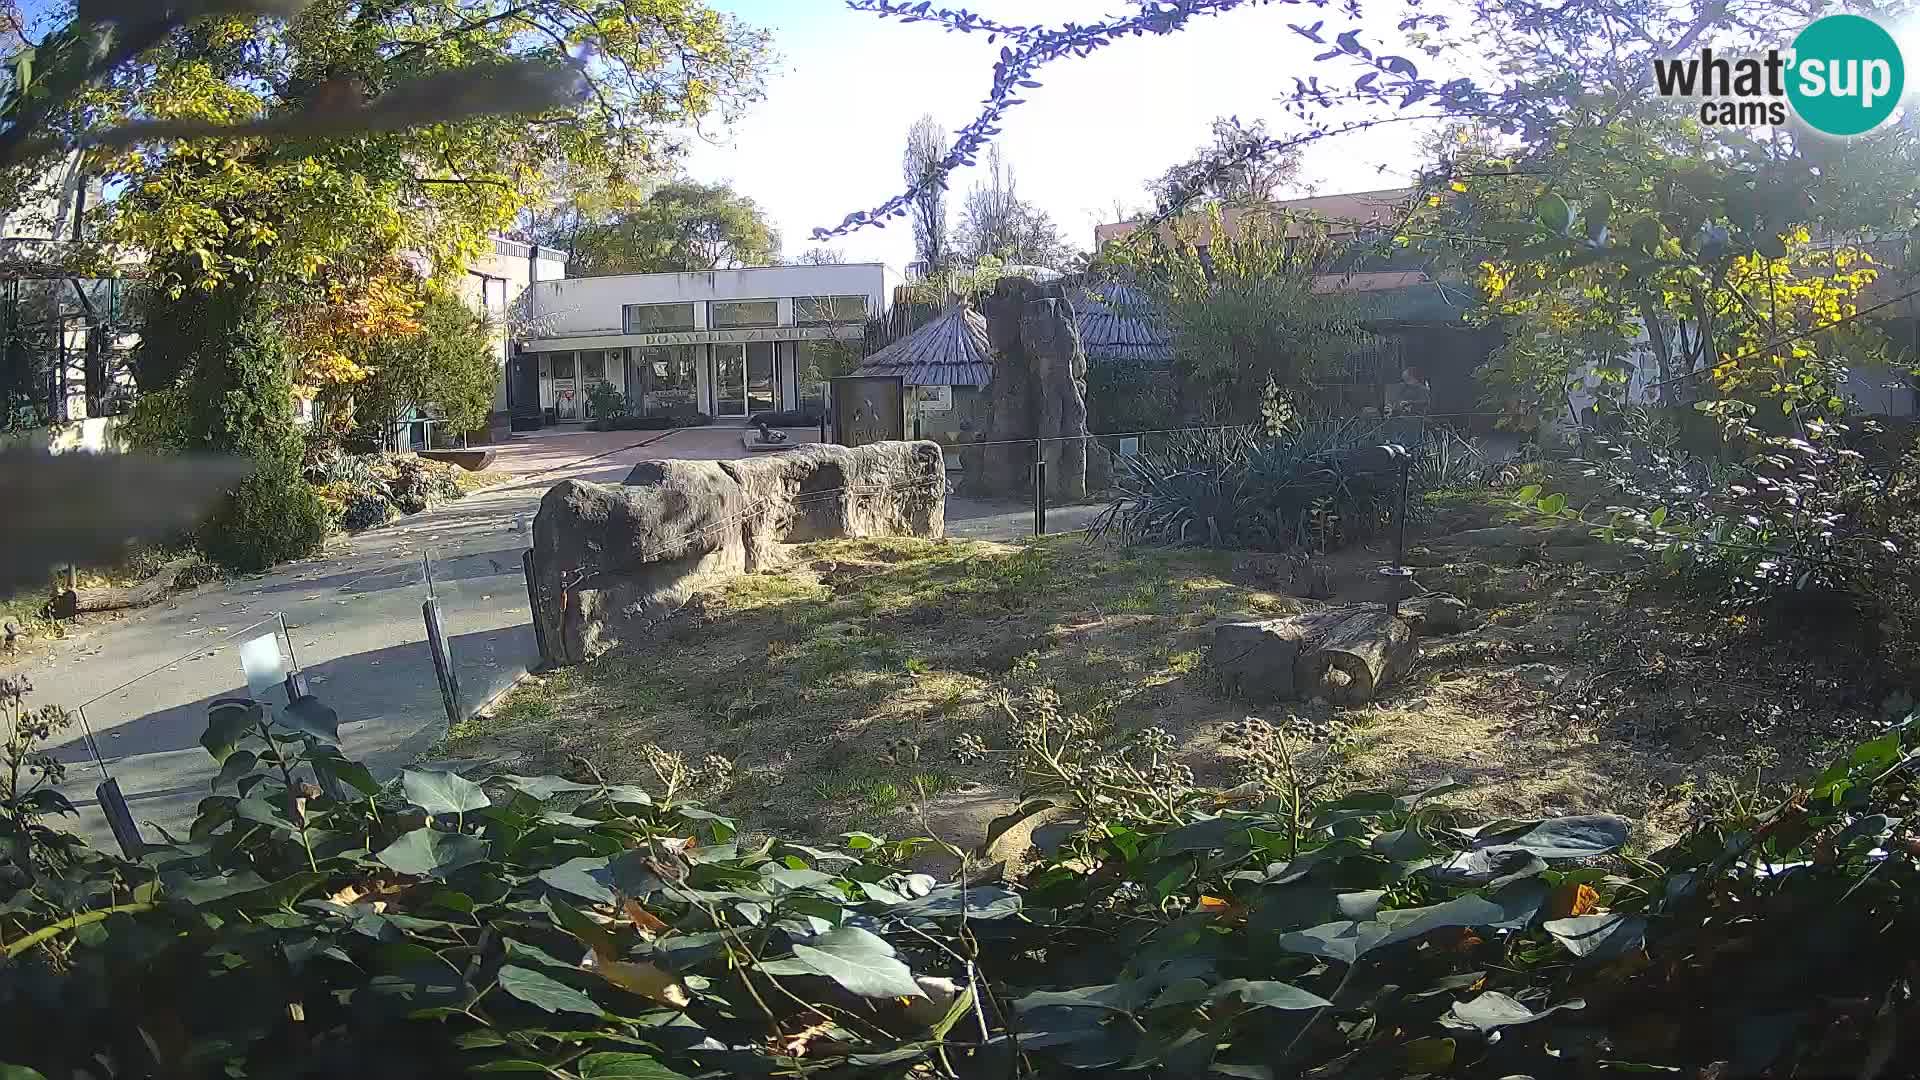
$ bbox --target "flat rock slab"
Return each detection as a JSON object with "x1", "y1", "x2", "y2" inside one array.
[{"x1": 1214, "y1": 604, "x2": 1416, "y2": 705}]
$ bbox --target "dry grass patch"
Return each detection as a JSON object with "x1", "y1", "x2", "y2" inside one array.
[
  {"x1": 456, "y1": 498, "x2": 1889, "y2": 853},
  {"x1": 455, "y1": 536, "x2": 1272, "y2": 837}
]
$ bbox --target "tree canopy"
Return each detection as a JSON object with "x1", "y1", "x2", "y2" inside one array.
[
  {"x1": 903, "y1": 113, "x2": 950, "y2": 272},
  {"x1": 50, "y1": 0, "x2": 768, "y2": 394},
  {"x1": 1150, "y1": 115, "x2": 1303, "y2": 211},
  {"x1": 954, "y1": 146, "x2": 1074, "y2": 270},
  {"x1": 569, "y1": 179, "x2": 780, "y2": 274}
]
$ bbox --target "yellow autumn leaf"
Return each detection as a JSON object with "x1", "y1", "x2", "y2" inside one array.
[
  {"x1": 1450, "y1": 180, "x2": 1468, "y2": 193},
  {"x1": 583, "y1": 952, "x2": 692, "y2": 1008}
]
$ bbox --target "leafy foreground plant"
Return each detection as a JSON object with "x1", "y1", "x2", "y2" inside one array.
[{"x1": 4, "y1": 683, "x2": 1920, "y2": 1077}]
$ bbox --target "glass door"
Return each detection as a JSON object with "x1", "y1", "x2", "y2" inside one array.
[
  {"x1": 715, "y1": 344, "x2": 747, "y2": 418},
  {"x1": 550, "y1": 352, "x2": 579, "y2": 420},
  {"x1": 746, "y1": 342, "x2": 777, "y2": 416}
]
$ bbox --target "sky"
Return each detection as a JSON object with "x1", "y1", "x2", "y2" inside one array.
[{"x1": 684, "y1": 0, "x2": 1450, "y2": 273}]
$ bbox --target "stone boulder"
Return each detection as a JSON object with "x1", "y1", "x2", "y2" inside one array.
[{"x1": 533, "y1": 441, "x2": 944, "y2": 664}]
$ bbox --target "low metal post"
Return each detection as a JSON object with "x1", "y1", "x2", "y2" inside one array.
[
  {"x1": 96, "y1": 778, "x2": 142, "y2": 859},
  {"x1": 523, "y1": 548, "x2": 552, "y2": 669},
  {"x1": 1033, "y1": 439, "x2": 1048, "y2": 537},
  {"x1": 423, "y1": 597, "x2": 461, "y2": 729}
]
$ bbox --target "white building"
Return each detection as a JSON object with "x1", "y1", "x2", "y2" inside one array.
[{"x1": 511, "y1": 263, "x2": 898, "y2": 423}]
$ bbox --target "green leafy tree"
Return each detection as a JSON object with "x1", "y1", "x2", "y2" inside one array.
[
  {"x1": 570, "y1": 180, "x2": 780, "y2": 273},
  {"x1": 1106, "y1": 208, "x2": 1369, "y2": 421},
  {"x1": 354, "y1": 285, "x2": 502, "y2": 441}
]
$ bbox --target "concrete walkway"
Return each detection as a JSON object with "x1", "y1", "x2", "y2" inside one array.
[{"x1": 13, "y1": 426, "x2": 1102, "y2": 845}]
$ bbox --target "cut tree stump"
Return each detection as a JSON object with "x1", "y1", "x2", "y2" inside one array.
[
  {"x1": 1212, "y1": 604, "x2": 1416, "y2": 706},
  {"x1": 52, "y1": 557, "x2": 197, "y2": 617},
  {"x1": 1296, "y1": 607, "x2": 1415, "y2": 705}
]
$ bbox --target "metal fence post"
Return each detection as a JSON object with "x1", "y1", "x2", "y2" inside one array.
[
  {"x1": 522, "y1": 548, "x2": 553, "y2": 669},
  {"x1": 1033, "y1": 438, "x2": 1047, "y2": 537},
  {"x1": 95, "y1": 778, "x2": 143, "y2": 859},
  {"x1": 423, "y1": 596, "x2": 462, "y2": 729}
]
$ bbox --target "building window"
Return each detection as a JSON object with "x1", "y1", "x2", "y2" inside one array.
[
  {"x1": 637, "y1": 345, "x2": 697, "y2": 414},
  {"x1": 795, "y1": 339, "x2": 850, "y2": 409},
  {"x1": 710, "y1": 299, "x2": 778, "y2": 328},
  {"x1": 794, "y1": 295, "x2": 868, "y2": 326},
  {"x1": 624, "y1": 302, "x2": 696, "y2": 334}
]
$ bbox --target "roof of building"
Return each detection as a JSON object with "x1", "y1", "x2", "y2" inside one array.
[
  {"x1": 852, "y1": 303, "x2": 994, "y2": 387},
  {"x1": 1070, "y1": 279, "x2": 1173, "y2": 364},
  {"x1": 1094, "y1": 187, "x2": 1416, "y2": 248}
]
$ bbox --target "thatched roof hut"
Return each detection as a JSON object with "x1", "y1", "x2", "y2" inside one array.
[
  {"x1": 1070, "y1": 279, "x2": 1172, "y2": 365},
  {"x1": 851, "y1": 303, "x2": 993, "y2": 387}
]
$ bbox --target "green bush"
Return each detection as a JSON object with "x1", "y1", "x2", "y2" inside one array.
[
  {"x1": 1092, "y1": 417, "x2": 1430, "y2": 551},
  {"x1": 354, "y1": 288, "x2": 503, "y2": 441},
  {"x1": 199, "y1": 463, "x2": 329, "y2": 572},
  {"x1": 115, "y1": 383, "x2": 192, "y2": 453},
  {"x1": 1086, "y1": 360, "x2": 1176, "y2": 434},
  {"x1": 586, "y1": 381, "x2": 627, "y2": 419}
]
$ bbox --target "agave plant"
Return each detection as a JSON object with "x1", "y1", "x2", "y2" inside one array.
[{"x1": 1091, "y1": 418, "x2": 1415, "y2": 552}]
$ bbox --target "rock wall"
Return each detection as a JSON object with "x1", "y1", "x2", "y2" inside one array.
[{"x1": 533, "y1": 440, "x2": 945, "y2": 665}]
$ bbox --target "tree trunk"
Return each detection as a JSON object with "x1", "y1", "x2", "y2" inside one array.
[
  {"x1": 52, "y1": 557, "x2": 196, "y2": 617},
  {"x1": 1293, "y1": 607, "x2": 1415, "y2": 705}
]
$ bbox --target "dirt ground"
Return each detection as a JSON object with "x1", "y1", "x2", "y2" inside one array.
[{"x1": 452, "y1": 485, "x2": 1894, "y2": 855}]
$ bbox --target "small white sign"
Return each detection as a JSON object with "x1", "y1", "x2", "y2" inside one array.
[
  {"x1": 1118, "y1": 436, "x2": 1141, "y2": 458},
  {"x1": 239, "y1": 633, "x2": 285, "y2": 701},
  {"x1": 916, "y1": 385, "x2": 953, "y2": 413}
]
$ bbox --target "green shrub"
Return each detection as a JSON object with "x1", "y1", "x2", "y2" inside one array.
[
  {"x1": 115, "y1": 383, "x2": 192, "y2": 452},
  {"x1": 1086, "y1": 359, "x2": 1176, "y2": 434},
  {"x1": 1092, "y1": 417, "x2": 1426, "y2": 551},
  {"x1": 354, "y1": 288, "x2": 502, "y2": 441},
  {"x1": 586, "y1": 381, "x2": 627, "y2": 419},
  {"x1": 199, "y1": 463, "x2": 329, "y2": 571},
  {"x1": 340, "y1": 491, "x2": 392, "y2": 531}
]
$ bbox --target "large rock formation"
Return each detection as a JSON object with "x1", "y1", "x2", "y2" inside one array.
[
  {"x1": 532, "y1": 441, "x2": 945, "y2": 665},
  {"x1": 961, "y1": 277, "x2": 1106, "y2": 502}
]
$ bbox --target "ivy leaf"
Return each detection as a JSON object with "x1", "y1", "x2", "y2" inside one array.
[
  {"x1": 891, "y1": 884, "x2": 1022, "y2": 920},
  {"x1": 759, "y1": 926, "x2": 924, "y2": 999},
  {"x1": 576, "y1": 1053, "x2": 689, "y2": 1079},
  {"x1": 375, "y1": 828, "x2": 489, "y2": 878},
  {"x1": 1543, "y1": 913, "x2": 1647, "y2": 959},
  {"x1": 1538, "y1": 492, "x2": 1568, "y2": 516},
  {"x1": 201, "y1": 698, "x2": 260, "y2": 764},
  {"x1": 1535, "y1": 192, "x2": 1573, "y2": 234},
  {"x1": 1210, "y1": 979, "x2": 1332, "y2": 1010},
  {"x1": 1446, "y1": 990, "x2": 1586, "y2": 1031},
  {"x1": 496, "y1": 774, "x2": 598, "y2": 802},
  {"x1": 1470, "y1": 815, "x2": 1629, "y2": 859},
  {"x1": 403, "y1": 769, "x2": 490, "y2": 815},
  {"x1": 213, "y1": 751, "x2": 257, "y2": 791},
  {"x1": 538, "y1": 856, "x2": 616, "y2": 904},
  {"x1": 497, "y1": 964, "x2": 605, "y2": 1016},
  {"x1": 276, "y1": 695, "x2": 340, "y2": 745}
]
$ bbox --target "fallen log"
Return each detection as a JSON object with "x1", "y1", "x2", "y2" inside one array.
[
  {"x1": 51, "y1": 557, "x2": 197, "y2": 617},
  {"x1": 1295, "y1": 607, "x2": 1415, "y2": 705}
]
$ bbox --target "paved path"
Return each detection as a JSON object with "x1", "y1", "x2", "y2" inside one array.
[{"x1": 12, "y1": 427, "x2": 1100, "y2": 845}]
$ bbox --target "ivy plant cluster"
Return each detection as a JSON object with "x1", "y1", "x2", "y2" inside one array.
[{"x1": 6, "y1": 678, "x2": 1920, "y2": 1075}]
